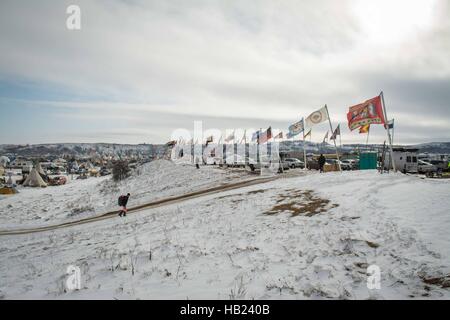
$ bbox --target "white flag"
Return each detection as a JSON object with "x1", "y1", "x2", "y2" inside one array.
[{"x1": 305, "y1": 106, "x2": 329, "y2": 128}]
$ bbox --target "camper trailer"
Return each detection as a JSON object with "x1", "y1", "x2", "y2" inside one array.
[{"x1": 386, "y1": 148, "x2": 419, "y2": 173}]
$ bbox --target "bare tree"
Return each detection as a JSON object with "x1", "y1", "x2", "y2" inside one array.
[{"x1": 112, "y1": 160, "x2": 130, "y2": 181}]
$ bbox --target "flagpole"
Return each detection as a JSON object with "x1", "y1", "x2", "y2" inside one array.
[
  {"x1": 366, "y1": 125, "x2": 370, "y2": 148},
  {"x1": 380, "y1": 91, "x2": 396, "y2": 172},
  {"x1": 302, "y1": 119, "x2": 307, "y2": 170},
  {"x1": 325, "y1": 105, "x2": 342, "y2": 171},
  {"x1": 391, "y1": 119, "x2": 395, "y2": 145}
]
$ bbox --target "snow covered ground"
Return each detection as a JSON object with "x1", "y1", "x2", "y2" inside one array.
[
  {"x1": 0, "y1": 160, "x2": 251, "y2": 229},
  {"x1": 0, "y1": 167, "x2": 449, "y2": 299}
]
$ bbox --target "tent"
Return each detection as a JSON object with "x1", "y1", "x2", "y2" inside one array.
[
  {"x1": 36, "y1": 162, "x2": 46, "y2": 176},
  {"x1": 23, "y1": 168, "x2": 47, "y2": 187}
]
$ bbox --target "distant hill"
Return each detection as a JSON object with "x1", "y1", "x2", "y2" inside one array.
[
  {"x1": 1, "y1": 141, "x2": 449, "y2": 159},
  {"x1": 0, "y1": 143, "x2": 167, "y2": 159}
]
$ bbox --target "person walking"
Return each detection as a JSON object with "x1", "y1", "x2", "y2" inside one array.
[
  {"x1": 318, "y1": 154, "x2": 326, "y2": 173},
  {"x1": 118, "y1": 193, "x2": 131, "y2": 217}
]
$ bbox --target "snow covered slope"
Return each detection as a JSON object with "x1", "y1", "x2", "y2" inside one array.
[
  {"x1": 0, "y1": 160, "x2": 249, "y2": 229},
  {"x1": 0, "y1": 170, "x2": 448, "y2": 299}
]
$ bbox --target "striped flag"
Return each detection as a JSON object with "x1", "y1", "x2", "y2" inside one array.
[{"x1": 258, "y1": 127, "x2": 272, "y2": 144}]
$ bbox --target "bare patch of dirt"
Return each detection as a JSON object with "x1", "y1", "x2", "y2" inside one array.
[
  {"x1": 365, "y1": 241, "x2": 380, "y2": 249},
  {"x1": 265, "y1": 189, "x2": 338, "y2": 217},
  {"x1": 216, "y1": 189, "x2": 266, "y2": 201},
  {"x1": 247, "y1": 189, "x2": 266, "y2": 195},
  {"x1": 420, "y1": 275, "x2": 450, "y2": 289}
]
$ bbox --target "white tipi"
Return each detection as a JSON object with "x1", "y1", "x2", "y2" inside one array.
[
  {"x1": 23, "y1": 168, "x2": 47, "y2": 188},
  {"x1": 36, "y1": 162, "x2": 46, "y2": 177}
]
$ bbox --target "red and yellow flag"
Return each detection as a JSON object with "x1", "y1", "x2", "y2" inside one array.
[
  {"x1": 359, "y1": 124, "x2": 370, "y2": 134},
  {"x1": 347, "y1": 95, "x2": 386, "y2": 131}
]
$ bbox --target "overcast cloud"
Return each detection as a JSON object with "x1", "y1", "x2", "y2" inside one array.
[{"x1": 0, "y1": 0, "x2": 449, "y2": 144}]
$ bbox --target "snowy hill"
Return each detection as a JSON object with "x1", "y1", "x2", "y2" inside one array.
[
  {"x1": 0, "y1": 169, "x2": 449, "y2": 299},
  {"x1": 0, "y1": 160, "x2": 250, "y2": 229}
]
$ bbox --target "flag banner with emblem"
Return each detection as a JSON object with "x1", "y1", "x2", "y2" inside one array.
[
  {"x1": 347, "y1": 95, "x2": 386, "y2": 131},
  {"x1": 304, "y1": 129, "x2": 312, "y2": 139},
  {"x1": 323, "y1": 131, "x2": 329, "y2": 143},
  {"x1": 288, "y1": 119, "x2": 304, "y2": 137},
  {"x1": 274, "y1": 131, "x2": 283, "y2": 140},
  {"x1": 225, "y1": 131, "x2": 235, "y2": 143},
  {"x1": 305, "y1": 106, "x2": 329, "y2": 128},
  {"x1": 258, "y1": 127, "x2": 272, "y2": 144},
  {"x1": 359, "y1": 124, "x2": 370, "y2": 134},
  {"x1": 330, "y1": 124, "x2": 340, "y2": 140},
  {"x1": 251, "y1": 130, "x2": 261, "y2": 142}
]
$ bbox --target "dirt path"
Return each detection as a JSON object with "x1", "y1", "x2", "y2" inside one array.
[{"x1": 0, "y1": 174, "x2": 292, "y2": 236}]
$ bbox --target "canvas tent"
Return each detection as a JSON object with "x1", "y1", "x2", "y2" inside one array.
[
  {"x1": 36, "y1": 162, "x2": 46, "y2": 177},
  {"x1": 23, "y1": 168, "x2": 47, "y2": 187}
]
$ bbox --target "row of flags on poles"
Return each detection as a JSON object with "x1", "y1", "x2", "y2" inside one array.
[{"x1": 167, "y1": 93, "x2": 395, "y2": 147}]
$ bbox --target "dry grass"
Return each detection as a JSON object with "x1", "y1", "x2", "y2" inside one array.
[{"x1": 265, "y1": 189, "x2": 338, "y2": 217}]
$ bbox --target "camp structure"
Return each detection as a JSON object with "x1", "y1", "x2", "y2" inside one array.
[
  {"x1": 23, "y1": 168, "x2": 48, "y2": 188},
  {"x1": 35, "y1": 162, "x2": 49, "y2": 181},
  {"x1": 36, "y1": 162, "x2": 46, "y2": 176},
  {"x1": 0, "y1": 186, "x2": 19, "y2": 195}
]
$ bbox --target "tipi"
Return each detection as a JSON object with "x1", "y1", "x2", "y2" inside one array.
[
  {"x1": 36, "y1": 162, "x2": 46, "y2": 177},
  {"x1": 23, "y1": 168, "x2": 47, "y2": 187}
]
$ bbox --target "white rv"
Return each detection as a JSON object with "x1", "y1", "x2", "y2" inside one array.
[{"x1": 386, "y1": 148, "x2": 419, "y2": 173}]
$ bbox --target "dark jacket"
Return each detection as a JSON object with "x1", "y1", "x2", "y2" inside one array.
[
  {"x1": 119, "y1": 195, "x2": 130, "y2": 207},
  {"x1": 318, "y1": 155, "x2": 326, "y2": 167}
]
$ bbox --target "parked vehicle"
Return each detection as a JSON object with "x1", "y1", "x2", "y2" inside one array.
[
  {"x1": 428, "y1": 160, "x2": 447, "y2": 172},
  {"x1": 284, "y1": 158, "x2": 305, "y2": 169},
  {"x1": 341, "y1": 159, "x2": 358, "y2": 170},
  {"x1": 386, "y1": 148, "x2": 419, "y2": 173},
  {"x1": 99, "y1": 168, "x2": 111, "y2": 176},
  {"x1": 417, "y1": 160, "x2": 437, "y2": 174},
  {"x1": 340, "y1": 160, "x2": 353, "y2": 170},
  {"x1": 48, "y1": 176, "x2": 67, "y2": 186}
]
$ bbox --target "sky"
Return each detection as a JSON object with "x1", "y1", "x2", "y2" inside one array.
[{"x1": 0, "y1": 0, "x2": 449, "y2": 145}]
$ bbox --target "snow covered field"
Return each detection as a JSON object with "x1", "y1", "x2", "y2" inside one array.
[
  {"x1": 0, "y1": 160, "x2": 251, "y2": 229},
  {"x1": 0, "y1": 166, "x2": 449, "y2": 299}
]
